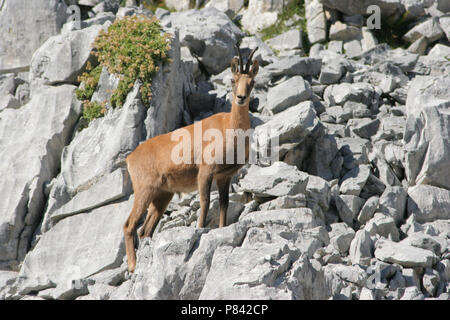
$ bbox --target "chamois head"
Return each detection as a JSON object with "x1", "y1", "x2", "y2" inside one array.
[{"x1": 230, "y1": 45, "x2": 259, "y2": 106}]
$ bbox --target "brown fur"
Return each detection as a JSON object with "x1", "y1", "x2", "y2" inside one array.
[{"x1": 123, "y1": 49, "x2": 259, "y2": 272}]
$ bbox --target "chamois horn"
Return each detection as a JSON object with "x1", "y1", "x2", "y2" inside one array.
[
  {"x1": 235, "y1": 44, "x2": 244, "y2": 73},
  {"x1": 245, "y1": 47, "x2": 258, "y2": 73}
]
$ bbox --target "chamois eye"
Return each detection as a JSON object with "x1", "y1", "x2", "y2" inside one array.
[{"x1": 231, "y1": 79, "x2": 235, "y2": 84}]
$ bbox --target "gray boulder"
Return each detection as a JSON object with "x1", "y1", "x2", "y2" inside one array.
[
  {"x1": 258, "y1": 194, "x2": 307, "y2": 211},
  {"x1": 364, "y1": 213, "x2": 400, "y2": 241},
  {"x1": 30, "y1": 24, "x2": 107, "y2": 87},
  {"x1": 400, "y1": 233, "x2": 442, "y2": 256},
  {"x1": 59, "y1": 83, "x2": 147, "y2": 193},
  {"x1": 304, "y1": 134, "x2": 339, "y2": 181},
  {"x1": 165, "y1": 0, "x2": 191, "y2": 11},
  {"x1": 324, "y1": 82, "x2": 378, "y2": 106},
  {"x1": 199, "y1": 233, "x2": 299, "y2": 299},
  {"x1": 254, "y1": 101, "x2": 323, "y2": 163},
  {"x1": 161, "y1": 8, "x2": 244, "y2": 75},
  {"x1": 239, "y1": 162, "x2": 309, "y2": 198},
  {"x1": 323, "y1": 263, "x2": 368, "y2": 287},
  {"x1": 329, "y1": 21, "x2": 362, "y2": 42},
  {"x1": 339, "y1": 165, "x2": 371, "y2": 196},
  {"x1": 0, "y1": 94, "x2": 20, "y2": 111},
  {"x1": 0, "y1": 85, "x2": 81, "y2": 266},
  {"x1": 0, "y1": 271, "x2": 18, "y2": 297},
  {"x1": 19, "y1": 198, "x2": 132, "y2": 286},
  {"x1": 403, "y1": 17, "x2": 444, "y2": 43},
  {"x1": 335, "y1": 194, "x2": 365, "y2": 227},
  {"x1": 378, "y1": 186, "x2": 408, "y2": 226},
  {"x1": 42, "y1": 168, "x2": 131, "y2": 231},
  {"x1": 401, "y1": 286, "x2": 425, "y2": 300},
  {"x1": 344, "y1": 40, "x2": 363, "y2": 59},
  {"x1": 265, "y1": 76, "x2": 312, "y2": 114},
  {"x1": 319, "y1": 64, "x2": 344, "y2": 85},
  {"x1": 348, "y1": 118, "x2": 381, "y2": 139},
  {"x1": 407, "y1": 36, "x2": 428, "y2": 55},
  {"x1": 205, "y1": 0, "x2": 244, "y2": 18},
  {"x1": 349, "y1": 229, "x2": 374, "y2": 265},
  {"x1": 375, "y1": 239, "x2": 439, "y2": 268},
  {"x1": 266, "y1": 56, "x2": 322, "y2": 78},
  {"x1": 124, "y1": 206, "x2": 326, "y2": 300},
  {"x1": 90, "y1": 67, "x2": 121, "y2": 108},
  {"x1": 361, "y1": 45, "x2": 419, "y2": 73},
  {"x1": 404, "y1": 74, "x2": 450, "y2": 189},
  {"x1": 422, "y1": 267, "x2": 440, "y2": 297},
  {"x1": 329, "y1": 222, "x2": 355, "y2": 254},
  {"x1": 305, "y1": 0, "x2": 327, "y2": 44},
  {"x1": 240, "y1": 0, "x2": 289, "y2": 34},
  {"x1": 266, "y1": 29, "x2": 303, "y2": 52},
  {"x1": 357, "y1": 196, "x2": 379, "y2": 225},
  {"x1": 0, "y1": 0, "x2": 68, "y2": 72},
  {"x1": 407, "y1": 184, "x2": 450, "y2": 223}
]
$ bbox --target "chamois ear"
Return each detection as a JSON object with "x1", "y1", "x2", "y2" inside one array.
[
  {"x1": 249, "y1": 59, "x2": 259, "y2": 78},
  {"x1": 231, "y1": 57, "x2": 240, "y2": 75}
]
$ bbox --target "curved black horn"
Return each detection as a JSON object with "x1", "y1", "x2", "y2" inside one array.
[
  {"x1": 235, "y1": 44, "x2": 244, "y2": 73},
  {"x1": 245, "y1": 47, "x2": 258, "y2": 73}
]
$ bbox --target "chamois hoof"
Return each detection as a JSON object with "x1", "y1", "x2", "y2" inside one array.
[{"x1": 128, "y1": 263, "x2": 136, "y2": 273}]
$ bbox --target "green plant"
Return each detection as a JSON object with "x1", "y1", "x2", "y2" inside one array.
[
  {"x1": 93, "y1": 15, "x2": 171, "y2": 107},
  {"x1": 76, "y1": 63, "x2": 102, "y2": 102},
  {"x1": 76, "y1": 15, "x2": 172, "y2": 126},
  {"x1": 83, "y1": 101, "x2": 107, "y2": 123}
]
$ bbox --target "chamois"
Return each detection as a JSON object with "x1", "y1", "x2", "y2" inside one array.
[{"x1": 123, "y1": 46, "x2": 259, "y2": 272}]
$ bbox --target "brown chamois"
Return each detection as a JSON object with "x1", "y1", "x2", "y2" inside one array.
[{"x1": 123, "y1": 46, "x2": 259, "y2": 272}]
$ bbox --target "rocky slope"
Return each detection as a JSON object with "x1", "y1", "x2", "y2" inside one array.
[{"x1": 0, "y1": 0, "x2": 449, "y2": 300}]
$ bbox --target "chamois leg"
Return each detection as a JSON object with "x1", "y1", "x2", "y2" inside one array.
[
  {"x1": 139, "y1": 191, "x2": 173, "y2": 239},
  {"x1": 197, "y1": 167, "x2": 213, "y2": 228},
  {"x1": 216, "y1": 176, "x2": 231, "y2": 228},
  {"x1": 123, "y1": 188, "x2": 153, "y2": 272}
]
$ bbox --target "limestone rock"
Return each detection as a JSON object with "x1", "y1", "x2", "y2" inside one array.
[
  {"x1": 162, "y1": 8, "x2": 244, "y2": 75},
  {"x1": 329, "y1": 222, "x2": 355, "y2": 254},
  {"x1": 364, "y1": 213, "x2": 400, "y2": 241},
  {"x1": 407, "y1": 184, "x2": 450, "y2": 223},
  {"x1": 266, "y1": 29, "x2": 303, "y2": 53},
  {"x1": 239, "y1": 162, "x2": 309, "y2": 198},
  {"x1": 265, "y1": 76, "x2": 312, "y2": 114},
  {"x1": 339, "y1": 165, "x2": 371, "y2": 196},
  {"x1": 306, "y1": 0, "x2": 327, "y2": 44},
  {"x1": 30, "y1": 24, "x2": 106, "y2": 86},
  {"x1": 404, "y1": 74, "x2": 450, "y2": 189},
  {"x1": 0, "y1": 0, "x2": 68, "y2": 72},
  {"x1": 20, "y1": 198, "x2": 133, "y2": 286},
  {"x1": 403, "y1": 17, "x2": 444, "y2": 43},
  {"x1": 241, "y1": 0, "x2": 294, "y2": 34},
  {"x1": 349, "y1": 229, "x2": 374, "y2": 265},
  {"x1": 375, "y1": 239, "x2": 439, "y2": 268},
  {"x1": 0, "y1": 85, "x2": 82, "y2": 266},
  {"x1": 205, "y1": 0, "x2": 244, "y2": 18}
]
